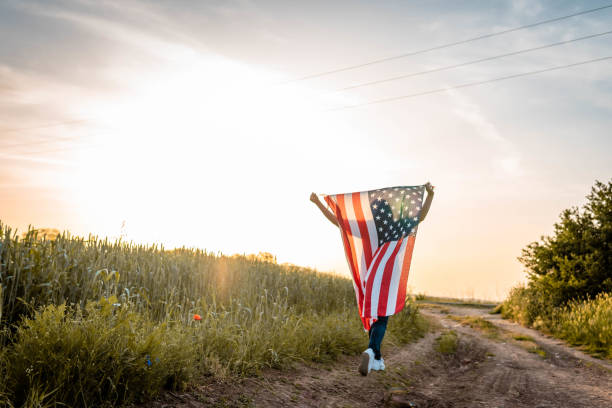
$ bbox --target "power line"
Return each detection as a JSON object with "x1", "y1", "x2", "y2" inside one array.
[
  {"x1": 333, "y1": 29, "x2": 612, "y2": 92},
  {"x1": 286, "y1": 3, "x2": 612, "y2": 82},
  {"x1": 327, "y1": 55, "x2": 612, "y2": 111}
]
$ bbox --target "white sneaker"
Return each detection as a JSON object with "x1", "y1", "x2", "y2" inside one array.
[
  {"x1": 372, "y1": 358, "x2": 385, "y2": 371},
  {"x1": 359, "y1": 348, "x2": 374, "y2": 376}
]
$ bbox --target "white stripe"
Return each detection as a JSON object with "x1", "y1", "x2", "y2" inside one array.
[
  {"x1": 367, "y1": 240, "x2": 399, "y2": 318},
  {"x1": 364, "y1": 240, "x2": 386, "y2": 288},
  {"x1": 384, "y1": 238, "x2": 409, "y2": 315},
  {"x1": 360, "y1": 191, "x2": 379, "y2": 261},
  {"x1": 361, "y1": 243, "x2": 387, "y2": 317},
  {"x1": 344, "y1": 193, "x2": 366, "y2": 293}
]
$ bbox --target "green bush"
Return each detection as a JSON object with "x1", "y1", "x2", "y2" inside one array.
[
  {"x1": 388, "y1": 301, "x2": 428, "y2": 344},
  {"x1": 434, "y1": 331, "x2": 458, "y2": 355},
  {"x1": 518, "y1": 180, "x2": 612, "y2": 306},
  {"x1": 502, "y1": 180, "x2": 611, "y2": 358},
  {"x1": 501, "y1": 285, "x2": 553, "y2": 330},
  {"x1": 4, "y1": 298, "x2": 194, "y2": 407}
]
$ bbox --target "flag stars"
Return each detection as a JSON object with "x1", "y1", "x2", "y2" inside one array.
[{"x1": 369, "y1": 186, "x2": 425, "y2": 244}]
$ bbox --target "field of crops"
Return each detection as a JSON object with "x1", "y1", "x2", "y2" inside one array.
[{"x1": 0, "y1": 221, "x2": 426, "y2": 407}]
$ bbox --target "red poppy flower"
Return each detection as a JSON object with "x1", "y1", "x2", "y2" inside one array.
[{"x1": 193, "y1": 314, "x2": 201, "y2": 321}]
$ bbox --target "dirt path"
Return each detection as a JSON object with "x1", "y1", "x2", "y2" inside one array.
[{"x1": 145, "y1": 304, "x2": 612, "y2": 408}]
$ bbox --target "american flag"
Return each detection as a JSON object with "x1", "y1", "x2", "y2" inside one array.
[{"x1": 324, "y1": 185, "x2": 426, "y2": 330}]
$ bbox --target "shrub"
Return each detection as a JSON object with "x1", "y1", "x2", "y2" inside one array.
[
  {"x1": 518, "y1": 180, "x2": 612, "y2": 306},
  {"x1": 434, "y1": 331, "x2": 458, "y2": 355},
  {"x1": 501, "y1": 285, "x2": 553, "y2": 330},
  {"x1": 4, "y1": 298, "x2": 194, "y2": 407},
  {"x1": 502, "y1": 180, "x2": 611, "y2": 357},
  {"x1": 388, "y1": 301, "x2": 429, "y2": 344}
]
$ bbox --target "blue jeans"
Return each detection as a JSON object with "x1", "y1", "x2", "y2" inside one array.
[{"x1": 368, "y1": 316, "x2": 388, "y2": 360}]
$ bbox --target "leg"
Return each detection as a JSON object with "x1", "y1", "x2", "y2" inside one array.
[{"x1": 367, "y1": 316, "x2": 388, "y2": 360}]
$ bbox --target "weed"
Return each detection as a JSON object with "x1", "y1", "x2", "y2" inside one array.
[
  {"x1": 512, "y1": 334, "x2": 534, "y2": 342},
  {"x1": 435, "y1": 331, "x2": 458, "y2": 355},
  {"x1": 490, "y1": 304, "x2": 503, "y2": 314},
  {"x1": 447, "y1": 315, "x2": 500, "y2": 339},
  {"x1": 388, "y1": 302, "x2": 428, "y2": 344},
  {"x1": 528, "y1": 346, "x2": 547, "y2": 358}
]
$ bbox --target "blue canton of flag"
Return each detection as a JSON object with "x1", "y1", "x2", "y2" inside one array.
[{"x1": 369, "y1": 186, "x2": 424, "y2": 246}]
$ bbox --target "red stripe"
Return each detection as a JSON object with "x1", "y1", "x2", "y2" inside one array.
[
  {"x1": 325, "y1": 195, "x2": 364, "y2": 305},
  {"x1": 363, "y1": 242, "x2": 390, "y2": 317},
  {"x1": 352, "y1": 193, "x2": 373, "y2": 269},
  {"x1": 377, "y1": 237, "x2": 404, "y2": 317},
  {"x1": 394, "y1": 235, "x2": 416, "y2": 313}
]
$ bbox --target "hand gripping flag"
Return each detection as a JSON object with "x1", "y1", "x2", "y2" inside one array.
[{"x1": 324, "y1": 185, "x2": 426, "y2": 330}]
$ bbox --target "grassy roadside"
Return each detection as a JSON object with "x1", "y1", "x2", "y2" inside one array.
[
  {"x1": 445, "y1": 314, "x2": 548, "y2": 358},
  {"x1": 499, "y1": 286, "x2": 611, "y2": 359}
]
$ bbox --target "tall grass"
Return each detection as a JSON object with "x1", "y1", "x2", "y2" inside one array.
[
  {"x1": 501, "y1": 286, "x2": 611, "y2": 358},
  {"x1": 555, "y1": 293, "x2": 612, "y2": 358},
  {"x1": 0, "y1": 221, "x2": 427, "y2": 407}
]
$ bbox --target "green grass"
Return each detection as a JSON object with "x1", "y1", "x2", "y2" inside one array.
[
  {"x1": 554, "y1": 293, "x2": 612, "y2": 358},
  {"x1": 0, "y1": 221, "x2": 427, "y2": 407},
  {"x1": 512, "y1": 334, "x2": 534, "y2": 342},
  {"x1": 434, "y1": 331, "x2": 458, "y2": 355},
  {"x1": 527, "y1": 346, "x2": 547, "y2": 358},
  {"x1": 502, "y1": 286, "x2": 611, "y2": 359},
  {"x1": 416, "y1": 295, "x2": 497, "y2": 309},
  {"x1": 447, "y1": 315, "x2": 501, "y2": 339}
]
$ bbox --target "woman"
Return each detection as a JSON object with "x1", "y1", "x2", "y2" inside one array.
[{"x1": 310, "y1": 182, "x2": 435, "y2": 375}]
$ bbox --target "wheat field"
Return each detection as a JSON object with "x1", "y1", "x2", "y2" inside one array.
[{"x1": 0, "y1": 221, "x2": 426, "y2": 407}]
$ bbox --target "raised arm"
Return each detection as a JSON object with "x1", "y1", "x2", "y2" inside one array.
[
  {"x1": 310, "y1": 192, "x2": 338, "y2": 227},
  {"x1": 419, "y1": 182, "x2": 435, "y2": 222}
]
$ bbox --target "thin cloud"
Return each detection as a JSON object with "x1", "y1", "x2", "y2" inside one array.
[{"x1": 447, "y1": 88, "x2": 523, "y2": 176}]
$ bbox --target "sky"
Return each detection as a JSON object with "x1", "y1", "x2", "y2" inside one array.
[{"x1": 1, "y1": 0, "x2": 611, "y2": 300}]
